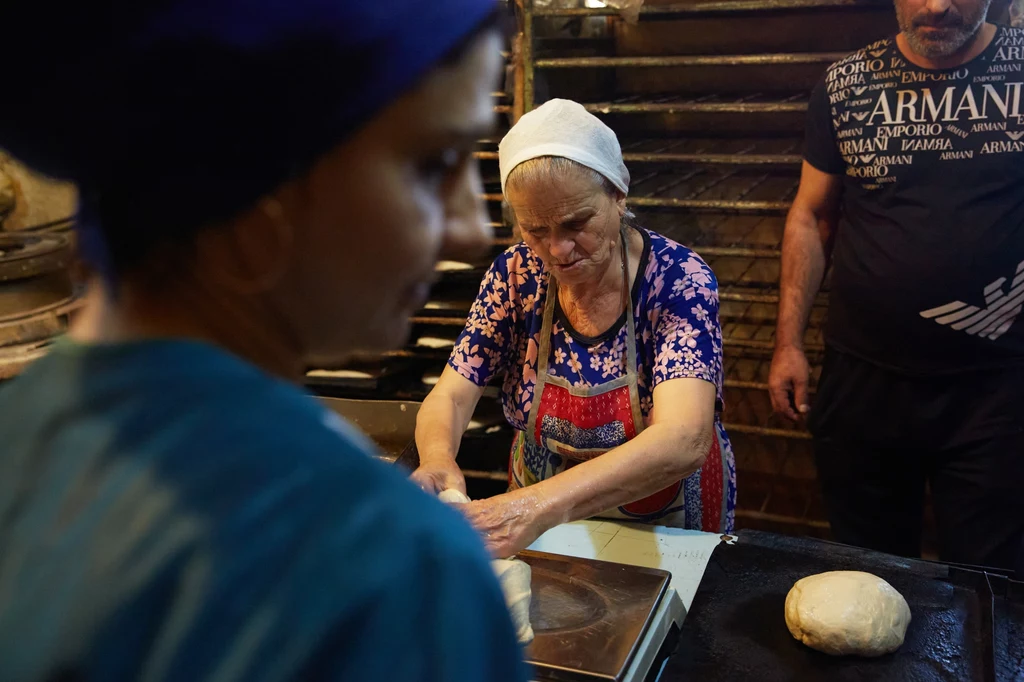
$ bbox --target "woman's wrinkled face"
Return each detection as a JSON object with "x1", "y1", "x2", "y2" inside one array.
[
  {"x1": 274, "y1": 30, "x2": 504, "y2": 366},
  {"x1": 506, "y1": 166, "x2": 625, "y2": 286}
]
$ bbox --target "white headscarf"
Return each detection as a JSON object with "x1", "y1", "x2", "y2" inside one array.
[{"x1": 498, "y1": 98, "x2": 630, "y2": 195}]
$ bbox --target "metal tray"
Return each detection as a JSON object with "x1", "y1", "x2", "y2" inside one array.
[
  {"x1": 662, "y1": 530, "x2": 1024, "y2": 682},
  {"x1": 520, "y1": 550, "x2": 671, "y2": 682}
]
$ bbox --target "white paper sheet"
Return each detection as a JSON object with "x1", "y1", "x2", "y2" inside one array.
[{"x1": 527, "y1": 520, "x2": 731, "y2": 610}]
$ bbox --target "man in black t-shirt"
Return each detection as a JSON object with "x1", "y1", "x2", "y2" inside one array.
[{"x1": 769, "y1": 0, "x2": 1024, "y2": 571}]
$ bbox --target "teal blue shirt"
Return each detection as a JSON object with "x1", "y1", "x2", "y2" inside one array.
[{"x1": 0, "y1": 339, "x2": 527, "y2": 682}]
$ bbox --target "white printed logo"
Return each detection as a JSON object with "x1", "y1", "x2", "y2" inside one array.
[
  {"x1": 1006, "y1": 131, "x2": 1024, "y2": 141},
  {"x1": 920, "y1": 259, "x2": 1024, "y2": 341}
]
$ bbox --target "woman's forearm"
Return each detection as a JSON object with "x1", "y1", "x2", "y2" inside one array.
[
  {"x1": 414, "y1": 367, "x2": 486, "y2": 465},
  {"x1": 527, "y1": 422, "x2": 712, "y2": 528},
  {"x1": 415, "y1": 392, "x2": 468, "y2": 464}
]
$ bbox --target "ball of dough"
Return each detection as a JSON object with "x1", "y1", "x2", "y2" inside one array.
[
  {"x1": 492, "y1": 559, "x2": 535, "y2": 645},
  {"x1": 785, "y1": 571, "x2": 911, "y2": 657},
  {"x1": 438, "y1": 488, "x2": 471, "y2": 505}
]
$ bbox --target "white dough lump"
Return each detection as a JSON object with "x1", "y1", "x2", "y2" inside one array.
[
  {"x1": 436, "y1": 488, "x2": 535, "y2": 644},
  {"x1": 492, "y1": 558, "x2": 535, "y2": 644},
  {"x1": 438, "y1": 488, "x2": 472, "y2": 505},
  {"x1": 785, "y1": 571, "x2": 911, "y2": 657}
]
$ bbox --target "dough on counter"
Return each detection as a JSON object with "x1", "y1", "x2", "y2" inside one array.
[
  {"x1": 438, "y1": 488, "x2": 471, "y2": 505},
  {"x1": 492, "y1": 558, "x2": 534, "y2": 645},
  {"x1": 785, "y1": 571, "x2": 911, "y2": 657},
  {"x1": 437, "y1": 488, "x2": 535, "y2": 645}
]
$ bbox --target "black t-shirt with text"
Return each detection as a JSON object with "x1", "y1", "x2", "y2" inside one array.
[{"x1": 806, "y1": 26, "x2": 1024, "y2": 374}]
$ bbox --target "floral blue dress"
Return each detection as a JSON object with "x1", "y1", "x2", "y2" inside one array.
[{"x1": 449, "y1": 228, "x2": 736, "y2": 532}]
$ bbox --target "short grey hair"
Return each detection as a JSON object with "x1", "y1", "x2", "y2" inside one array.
[{"x1": 504, "y1": 156, "x2": 636, "y2": 229}]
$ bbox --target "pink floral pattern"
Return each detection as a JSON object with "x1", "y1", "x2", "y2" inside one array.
[{"x1": 448, "y1": 230, "x2": 726, "y2": 430}]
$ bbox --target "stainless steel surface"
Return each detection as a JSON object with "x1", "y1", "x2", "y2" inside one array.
[
  {"x1": 316, "y1": 397, "x2": 514, "y2": 494},
  {"x1": 521, "y1": 550, "x2": 671, "y2": 682},
  {"x1": 319, "y1": 397, "x2": 420, "y2": 461}
]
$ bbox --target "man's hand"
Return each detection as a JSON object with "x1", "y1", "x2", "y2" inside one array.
[
  {"x1": 769, "y1": 345, "x2": 812, "y2": 421},
  {"x1": 411, "y1": 456, "x2": 467, "y2": 496}
]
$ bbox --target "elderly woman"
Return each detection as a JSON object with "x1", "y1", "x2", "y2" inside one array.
[
  {"x1": 414, "y1": 99, "x2": 736, "y2": 557},
  {"x1": 0, "y1": 1, "x2": 528, "y2": 681}
]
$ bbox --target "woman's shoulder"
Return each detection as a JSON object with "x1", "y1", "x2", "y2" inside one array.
[
  {"x1": 492, "y1": 240, "x2": 543, "y2": 270},
  {"x1": 642, "y1": 229, "x2": 717, "y2": 290},
  {"x1": 483, "y1": 241, "x2": 547, "y2": 291}
]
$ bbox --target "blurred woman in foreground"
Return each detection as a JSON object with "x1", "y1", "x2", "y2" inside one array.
[{"x1": 0, "y1": 1, "x2": 527, "y2": 681}]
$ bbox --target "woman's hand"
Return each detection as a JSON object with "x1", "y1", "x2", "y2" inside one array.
[
  {"x1": 411, "y1": 456, "x2": 467, "y2": 496},
  {"x1": 460, "y1": 488, "x2": 559, "y2": 558}
]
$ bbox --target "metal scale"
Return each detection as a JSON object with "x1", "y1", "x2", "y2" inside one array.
[{"x1": 522, "y1": 550, "x2": 685, "y2": 682}]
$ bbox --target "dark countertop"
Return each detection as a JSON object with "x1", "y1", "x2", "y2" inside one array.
[{"x1": 660, "y1": 531, "x2": 1023, "y2": 682}]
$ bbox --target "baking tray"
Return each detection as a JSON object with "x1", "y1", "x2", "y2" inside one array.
[
  {"x1": 519, "y1": 550, "x2": 671, "y2": 682},
  {"x1": 662, "y1": 530, "x2": 1024, "y2": 682}
]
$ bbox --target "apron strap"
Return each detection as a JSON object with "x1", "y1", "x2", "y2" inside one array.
[
  {"x1": 619, "y1": 228, "x2": 646, "y2": 431},
  {"x1": 536, "y1": 269, "x2": 558, "y2": 378},
  {"x1": 620, "y1": 228, "x2": 639, "y2": 378}
]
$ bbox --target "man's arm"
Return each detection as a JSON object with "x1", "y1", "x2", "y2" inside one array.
[{"x1": 769, "y1": 162, "x2": 842, "y2": 420}]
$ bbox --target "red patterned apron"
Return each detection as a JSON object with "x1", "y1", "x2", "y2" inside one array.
[{"x1": 508, "y1": 229, "x2": 725, "y2": 529}]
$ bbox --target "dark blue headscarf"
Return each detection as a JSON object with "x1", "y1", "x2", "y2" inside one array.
[{"x1": 0, "y1": 0, "x2": 498, "y2": 275}]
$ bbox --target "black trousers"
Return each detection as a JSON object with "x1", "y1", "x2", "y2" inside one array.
[{"x1": 809, "y1": 348, "x2": 1024, "y2": 572}]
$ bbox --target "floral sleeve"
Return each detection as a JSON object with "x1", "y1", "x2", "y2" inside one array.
[
  {"x1": 447, "y1": 250, "x2": 524, "y2": 387},
  {"x1": 651, "y1": 252, "x2": 724, "y2": 392}
]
